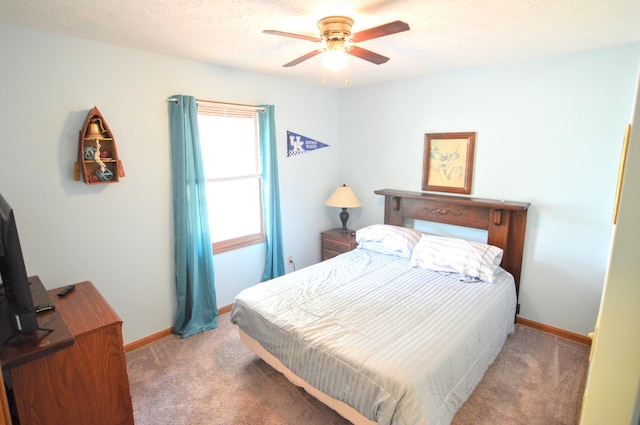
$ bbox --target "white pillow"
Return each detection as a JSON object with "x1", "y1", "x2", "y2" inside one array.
[
  {"x1": 409, "y1": 234, "x2": 504, "y2": 282},
  {"x1": 355, "y1": 224, "x2": 422, "y2": 258}
]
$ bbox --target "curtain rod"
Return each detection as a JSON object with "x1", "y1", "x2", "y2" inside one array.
[{"x1": 167, "y1": 97, "x2": 266, "y2": 113}]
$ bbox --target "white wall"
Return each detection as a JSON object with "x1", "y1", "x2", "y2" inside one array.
[
  {"x1": 339, "y1": 44, "x2": 640, "y2": 335},
  {"x1": 0, "y1": 23, "x2": 341, "y2": 344},
  {"x1": 2, "y1": 22, "x2": 638, "y2": 343},
  {"x1": 580, "y1": 63, "x2": 640, "y2": 425}
]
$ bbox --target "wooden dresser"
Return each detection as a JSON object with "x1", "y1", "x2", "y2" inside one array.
[
  {"x1": 321, "y1": 228, "x2": 357, "y2": 260},
  {"x1": 8, "y1": 281, "x2": 134, "y2": 425}
]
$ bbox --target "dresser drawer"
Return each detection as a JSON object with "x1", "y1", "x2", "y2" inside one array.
[
  {"x1": 322, "y1": 248, "x2": 343, "y2": 261},
  {"x1": 322, "y1": 238, "x2": 353, "y2": 254}
]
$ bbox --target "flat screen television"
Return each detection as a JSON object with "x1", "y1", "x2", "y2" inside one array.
[{"x1": 0, "y1": 193, "x2": 39, "y2": 337}]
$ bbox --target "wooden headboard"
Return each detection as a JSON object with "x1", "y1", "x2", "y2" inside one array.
[{"x1": 375, "y1": 189, "x2": 530, "y2": 298}]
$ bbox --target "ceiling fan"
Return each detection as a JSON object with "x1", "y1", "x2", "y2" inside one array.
[{"x1": 264, "y1": 16, "x2": 410, "y2": 70}]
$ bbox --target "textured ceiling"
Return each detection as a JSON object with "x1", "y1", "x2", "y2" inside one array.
[{"x1": 1, "y1": 0, "x2": 639, "y2": 88}]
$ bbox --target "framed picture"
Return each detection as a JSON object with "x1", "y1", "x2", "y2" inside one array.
[
  {"x1": 422, "y1": 132, "x2": 476, "y2": 194},
  {"x1": 613, "y1": 124, "x2": 631, "y2": 224}
]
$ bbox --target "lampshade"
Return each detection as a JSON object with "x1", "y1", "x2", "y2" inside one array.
[{"x1": 325, "y1": 184, "x2": 360, "y2": 208}]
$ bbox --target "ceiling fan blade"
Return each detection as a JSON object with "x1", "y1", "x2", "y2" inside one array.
[
  {"x1": 348, "y1": 46, "x2": 390, "y2": 65},
  {"x1": 351, "y1": 20, "x2": 410, "y2": 42},
  {"x1": 263, "y1": 30, "x2": 321, "y2": 42},
  {"x1": 283, "y1": 50, "x2": 321, "y2": 67}
]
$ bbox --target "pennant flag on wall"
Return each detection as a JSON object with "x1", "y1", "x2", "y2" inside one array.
[{"x1": 287, "y1": 131, "x2": 329, "y2": 157}]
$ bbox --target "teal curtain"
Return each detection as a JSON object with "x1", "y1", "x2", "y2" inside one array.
[
  {"x1": 259, "y1": 105, "x2": 285, "y2": 280},
  {"x1": 168, "y1": 95, "x2": 218, "y2": 338}
]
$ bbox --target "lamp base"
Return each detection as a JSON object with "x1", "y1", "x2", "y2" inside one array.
[{"x1": 339, "y1": 208, "x2": 350, "y2": 233}]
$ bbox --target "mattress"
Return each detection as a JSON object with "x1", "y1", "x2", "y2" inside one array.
[{"x1": 230, "y1": 248, "x2": 516, "y2": 425}]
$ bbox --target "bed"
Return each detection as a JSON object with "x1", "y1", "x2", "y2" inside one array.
[{"x1": 231, "y1": 189, "x2": 530, "y2": 425}]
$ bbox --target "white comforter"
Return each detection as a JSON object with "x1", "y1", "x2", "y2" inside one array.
[{"x1": 231, "y1": 248, "x2": 516, "y2": 425}]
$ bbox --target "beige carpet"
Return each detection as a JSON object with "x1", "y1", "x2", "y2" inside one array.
[{"x1": 126, "y1": 313, "x2": 589, "y2": 425}]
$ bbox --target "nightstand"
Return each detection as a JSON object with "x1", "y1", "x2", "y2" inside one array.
[{"x1": 321, "y1": 228, "x2": 357, "y2": 261}]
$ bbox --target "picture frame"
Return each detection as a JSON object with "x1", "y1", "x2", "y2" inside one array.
[
  {"x1": 613, "y1": 124, "x2": 631, "y2": 224},
  {"x1": 422, "y1": 132, "x2": 476, "y2": 194}
]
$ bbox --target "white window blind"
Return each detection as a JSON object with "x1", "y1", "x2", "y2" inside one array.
[{"x1": 197, "y1": 103, "x2": 264, "y2": 253}]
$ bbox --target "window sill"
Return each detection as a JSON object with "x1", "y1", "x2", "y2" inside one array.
[{"x1": 212, "y1": 233, "x2": 265, "y2": 254}]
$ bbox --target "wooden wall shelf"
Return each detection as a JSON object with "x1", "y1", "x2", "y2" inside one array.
[{"x1": 73, "y1": 106, "x2": 125, "y2": 184}]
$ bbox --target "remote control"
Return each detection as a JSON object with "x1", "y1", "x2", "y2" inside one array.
[
  {"x1": 57, "y1": 284, "x2": 76, "y2": 297},
  {"x1": 35, "y1": 303, "x2": 56, "y2": 313}
]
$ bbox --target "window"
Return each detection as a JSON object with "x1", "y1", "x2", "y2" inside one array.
[{"x1": 197, "y1": 103, "x2": 264, "y2": 253}]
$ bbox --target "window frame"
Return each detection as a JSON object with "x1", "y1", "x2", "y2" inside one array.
[{"x1": 197, "y1": 103, "x2": 265, "y2": 254}]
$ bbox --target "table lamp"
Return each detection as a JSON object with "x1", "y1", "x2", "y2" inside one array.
[{"x1": 325, "y1": 184, "x2": 361, "y2": 233}]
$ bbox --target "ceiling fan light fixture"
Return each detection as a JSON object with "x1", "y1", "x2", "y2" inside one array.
[
  {"x1": 322, "y1": 40, "x2": 348, "y2": 71},
  {"x1": 322, "y1": 49, "x2": 348, "y2": 71}
]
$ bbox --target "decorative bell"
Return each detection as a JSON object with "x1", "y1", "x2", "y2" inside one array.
[{"x1": 86, "y1": 117, "x2": 107, "y2": 139}]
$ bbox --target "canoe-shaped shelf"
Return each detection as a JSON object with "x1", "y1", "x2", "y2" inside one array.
[{"x1": 73, "y1": 107, "x2": 125, "y2": 184}]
